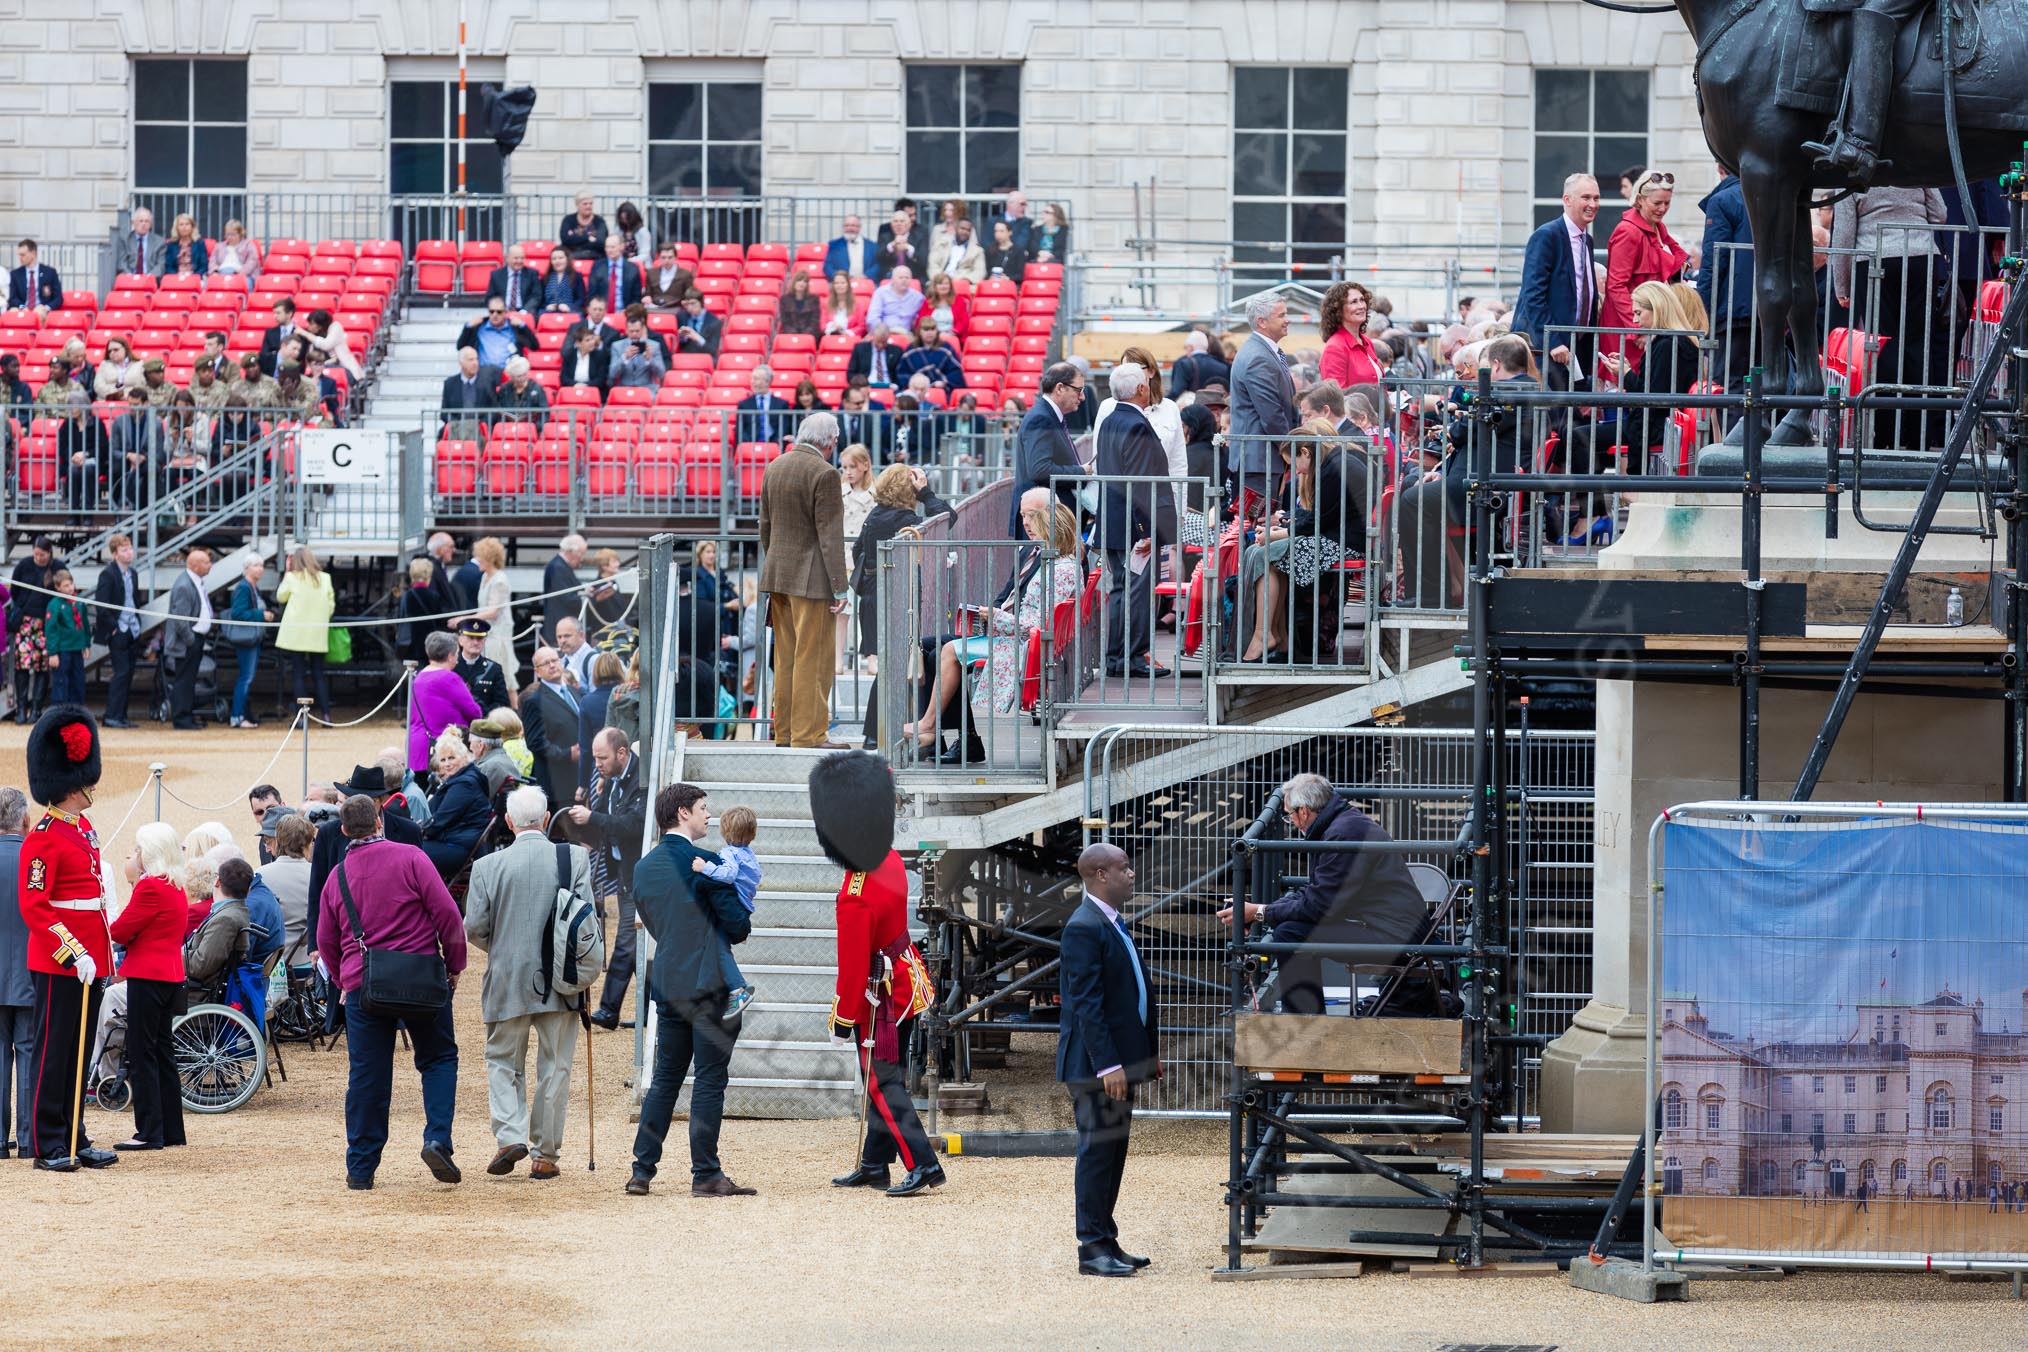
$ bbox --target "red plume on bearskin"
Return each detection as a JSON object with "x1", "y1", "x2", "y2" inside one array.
[
  {"x1": 26, "y1": 705, "x2": 102, "y2": 806},
  {"x1": 807, "y1": 750, "x2": 894, "y2": 873}
]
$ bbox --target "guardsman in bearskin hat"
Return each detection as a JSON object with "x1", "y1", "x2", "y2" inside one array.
[
  {"x1": 812, "y1": 751, "x2": 945, "y2": 1197},
  {"x1": 19, "y1": 704, "x2": 114, "y2": 1171}
]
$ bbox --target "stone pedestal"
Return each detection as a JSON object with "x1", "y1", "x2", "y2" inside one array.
[{"x1": 1538, "y1": 490, "x2": 2006, "y2": 1133}]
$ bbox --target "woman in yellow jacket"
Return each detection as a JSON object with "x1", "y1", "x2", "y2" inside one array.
[{"x1": 275, "y1": 545, "x2": 336, "y2": 720}]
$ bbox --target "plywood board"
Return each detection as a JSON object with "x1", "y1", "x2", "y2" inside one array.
[
  {"x1": 1234, "y1": 1014, "x2": 1465, "y2": 1075},
  {"x1": 1246, "y1": 1172, "x2": 1453, "y2": 1259}
]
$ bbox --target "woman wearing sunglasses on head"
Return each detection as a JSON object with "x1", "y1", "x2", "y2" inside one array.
[{"x1": 1600, "y1": 169, "x2": 1691, "y2": 374}]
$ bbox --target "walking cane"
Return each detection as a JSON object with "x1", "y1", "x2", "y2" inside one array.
[
  {"x1": 582, "y1": 1004, "x2": 597, "y2": 1172},
  {"x1": 66, "y1": 979, "x2": 92, "y2": 1166}
]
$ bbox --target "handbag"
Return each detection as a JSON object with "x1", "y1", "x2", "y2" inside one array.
[
  {"x1": 335, "y1": 857, "x2": 450, "y2": 1021},
  {"x1": 223, "y1": 581, "x2": 263, "y2": 647},
  {"x1": 326, "y1": 624, "x2": 353, "y2": 665}
]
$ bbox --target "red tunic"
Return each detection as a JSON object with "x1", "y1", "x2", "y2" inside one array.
[
  {"x1": 18, "y1": 808, "x2": 111, "y2": 975},
  {"x1": 830, "y1": 850, "x2": 932, "y2": 1040}
]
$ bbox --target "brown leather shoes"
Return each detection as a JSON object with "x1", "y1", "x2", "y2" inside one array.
[
  {"x1": 529, "y1": 1158, "x2": 560, "y2": 1181},
  {"x1": 691, "y1": 1174, "x2": 757, "y2": 1197},
  {"x1": 625, "y1": 1174, "x2": 651, "y2": 1196},
  {"x1": 487, "y1": 1144, "x2": 528, "y2": 1176}
]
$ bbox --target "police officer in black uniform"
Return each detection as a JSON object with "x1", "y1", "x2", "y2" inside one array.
[{"x1": 452, "y1": 617, "x2": 510, "y2": 714}]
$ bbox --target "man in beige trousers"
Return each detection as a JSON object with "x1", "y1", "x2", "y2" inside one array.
[{"x1": 757, "y1": 411, "x2": 851, "y2": 749}]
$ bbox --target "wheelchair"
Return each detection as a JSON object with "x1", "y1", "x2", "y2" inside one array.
[{"x1": 92, "y1": 955, "x2": 276, "y2": 1116}]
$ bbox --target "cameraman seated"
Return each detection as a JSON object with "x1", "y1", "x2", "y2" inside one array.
[{"x1": 1216, "y1": 773, "x2": 1426, "y2": 1015}]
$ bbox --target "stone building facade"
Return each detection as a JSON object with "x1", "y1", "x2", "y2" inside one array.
[{"x1": 2, "y1": 0, "x2": 1715, "y2": 313}]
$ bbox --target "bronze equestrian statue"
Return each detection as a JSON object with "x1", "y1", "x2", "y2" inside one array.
[{"x1": 1660, "y1": 0, "x2": 2025, "y2": 443}]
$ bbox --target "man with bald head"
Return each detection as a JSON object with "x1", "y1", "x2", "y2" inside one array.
[{"x1": 1056, "y1": 842, "x2": 1162, "y2": 1277}]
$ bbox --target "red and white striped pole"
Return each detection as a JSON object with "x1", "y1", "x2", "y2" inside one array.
[{"x1": 455, "y1": 0, "x2": 468, "y2": 246}]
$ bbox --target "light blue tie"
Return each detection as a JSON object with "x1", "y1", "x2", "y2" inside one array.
[{"x1": 1115, "y1": 916, "x2": 1148, "y2": 1025}]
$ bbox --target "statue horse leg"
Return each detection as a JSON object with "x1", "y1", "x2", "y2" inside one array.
[{"x1": 1734, "y1": 164, "x2": 1821, "y2": 446}]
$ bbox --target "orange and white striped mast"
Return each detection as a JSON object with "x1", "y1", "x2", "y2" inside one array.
[{"x1": 455, "y1": 0, "x2": 468, "y2": 246}]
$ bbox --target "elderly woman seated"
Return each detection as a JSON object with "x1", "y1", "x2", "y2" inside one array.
[
  {"x1": 419, "y1": 730, "x2": 493, "y2": 878},
  {"x1": 1238, "y1": 416, "x2": 1369, "y2": 663},
  {"x1": 901, "y1": 497, "x2": 1083, "y2": 765}
]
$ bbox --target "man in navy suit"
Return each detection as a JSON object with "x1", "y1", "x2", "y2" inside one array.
[
  {"x1": 1227, "y1": 295, "x2": 1297, "y2": 508},
  {"x1": 1009, "y1": 361, "x2": 1086, "y2": 536},
  {"x1": 1094, "y1": 363, "x2": 1175, "y2": 679},
  {"x1": 823, "y1": 215, "x2": 880, "y2": 281},
  {"x1": 1513, "y1": 173, "x2": 1602, "y2": 396},
  {"x1": 734, "y1": 366, "x2": 788, "y2": 444},
  {"x1": 1057, "y1": 842, "x2": 1160, "y2": 1277},
  {"x1": 483, "y1": 244, "x2": 544, "y2": 312},
  {"x1": 8, "y1": 239, "x2": 63, "y2": 314},
  {"x1": 587, "y1": 235, "x2": 644, "y2": 313}
]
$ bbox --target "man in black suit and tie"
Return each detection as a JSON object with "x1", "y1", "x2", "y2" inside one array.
[
  {"x1": 587, "y1": 235, "x2": 644, "y2": 313},
  {"x1": 1513, "y1": 173, "x2": 1602, "y2": 400},
  {"x1": 845, "y1": 325, "x2": 897, "y2": 387},
  {"x1": 8, "y1": 239, "x2": 63, "y2": 315},
  {"x1": 1094, "y1": 363, "x2": 1175, "y2": 679},
  {"x1": 257, "y1": 297, "x2": 302, "y2": 378},
  {"x1": 484, "y1": 244, "x2": 543, "y2": 313},
  {"x1": 1009, "y1": 361, "x2": 1087, "y2": 536},
  {"x1": 439, "y1": 347, "x2": 499, "y2": 433},
  {"x1": 526, "y1": 646, "x2": 583, "y2": 807},
  {"x1": 558, "y1": 326, "x2": 610, "y2": 394},
  {"x1": 734, "y1": 366, "x2": 787, "y2": 444},
  {"x1": 1058, "y1": 842, "x2": 1160, "y2": 1277}
]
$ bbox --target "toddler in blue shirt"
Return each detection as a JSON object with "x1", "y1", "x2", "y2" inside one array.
[{"x1": 692, "y1": 804, "x2": 761, "y2": 1019}]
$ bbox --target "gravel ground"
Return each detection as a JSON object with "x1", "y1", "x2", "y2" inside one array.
[{"x1": 2, "y1": 722, "x2": 2024, "y2": 1349}]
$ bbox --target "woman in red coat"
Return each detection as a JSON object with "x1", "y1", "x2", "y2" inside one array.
[
  {"x1": 107, "y1": 822, "x2": 189, "y2": 1151},
  {"x1": 1318, "y1": 281, "x2": 1383, "y2": 389},
  {"x1": 1601, "y1": 170, "x2": 1691, "y2": 371}
]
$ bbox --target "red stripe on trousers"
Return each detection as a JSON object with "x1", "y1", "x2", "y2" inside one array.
[{"x1": 868, "y1": 1061, "x2": 915, "y2": 1172}]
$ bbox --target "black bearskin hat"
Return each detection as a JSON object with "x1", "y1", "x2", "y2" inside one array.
[
  {"x1": 808, "y1": 750, "x2": 894, "y2": 873},
  {"x1": 27, "y1": 705, "x2": 102, "y2": 806}
]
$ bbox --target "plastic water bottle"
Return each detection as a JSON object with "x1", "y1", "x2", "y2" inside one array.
[{"x1": 1947, "y1": 588, "x2": 1965, "y2": 627}]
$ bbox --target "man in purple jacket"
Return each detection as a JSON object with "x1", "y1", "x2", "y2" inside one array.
[{"x1": 316, "y1": 794, "x2": 469, "y2": 1191}]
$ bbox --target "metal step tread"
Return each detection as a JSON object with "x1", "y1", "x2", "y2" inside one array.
[
  {"x1": 748, "y1": 926, "x2": 839, "y2": 939},
  {"x1": 736, "y1": 1038, "x2": 853, "y2": 1053}
]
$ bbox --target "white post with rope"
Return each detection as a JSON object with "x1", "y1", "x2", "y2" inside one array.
[
  {"x1": 149, "y1": 763, "x2": 165, "y2": 824},
  {"x1": 299, "y1": 698, "x2": 314, "y2": 801}
]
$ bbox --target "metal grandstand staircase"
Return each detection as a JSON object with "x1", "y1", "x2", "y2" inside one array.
[{"x1": 357, "y1": 310, "x2": 467, "y2": 432}]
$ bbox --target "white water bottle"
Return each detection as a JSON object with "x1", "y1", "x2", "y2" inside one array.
[{"x1": 1947, "y1": 588, "x2": 1965, "y2": 627}]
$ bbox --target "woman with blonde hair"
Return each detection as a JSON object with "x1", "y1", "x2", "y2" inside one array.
[
  {"x1": 275, "y1": 544, "x2": 336, "y2": 720},
  {"x1": 1568, "y1": 278, "x2": 1705, "y2": 543},
  {"x1": 469, "y1": 536, "x2": 519, "y2": 696},
  {"x1": 838, "y1": 444, "x2": 879, "y2": 671},
  {"x1": 902, "y1": 498, "x2": 1081, "y2": 763},
  {"x1": 160, "y1": 213, "x2": 208, "y2": 276},
  {"x1": 491, "y1": 705, "x2": 534, "y2": 775}
]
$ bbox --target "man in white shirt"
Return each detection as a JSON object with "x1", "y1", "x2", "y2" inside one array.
[
  {"x1": 165, "y1": 546, "x2": 215, "y2": 730},
  {"x1": 931, "y1": 219, "x2": 986, "y2": 284},
  {"x1": 554, "y1": 616, "x2": 594, "y2": 690},
  {"x1": 825, "y1": 215, "x2": 877, "y2": 281}
]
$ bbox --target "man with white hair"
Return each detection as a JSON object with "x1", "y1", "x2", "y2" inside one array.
[
  {"x1": 996, "y1": 190, "x2": 1032, "y2": 254},
  {"x1": 1169, "y1": 328, "x2": 1229, "y2": 397},
  {"x1": 1216, "y1": 772, "x2": 1429, "y2": 1015},
  {"x1": 1094, "y1": 363, "x2": 1176, "y2": 679},
  {"x1": 1227, "y1": 294, "x2": 1297, "y2": 507},
  {"x1": 123, "y1": 206, "x2": 164, "y2": 275},
  {"x1": 736, "y1": 364, "x2": 786, "y2": 444},
  {"x1": 757, "y1": 411, "x2": 851, "y2": 748},
  {"x1": 464, "y1": 785, "x2": 594, "y2": 1180},
  {"x1": 542, "y1": 534, "x2": 589, "y2": 644}
]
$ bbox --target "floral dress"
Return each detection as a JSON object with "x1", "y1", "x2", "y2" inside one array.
[{"x1": 969, "y1": 555, "x2": 1083, "y2": 719}]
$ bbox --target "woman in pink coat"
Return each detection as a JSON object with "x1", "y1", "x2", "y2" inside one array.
[{"x1": 1601, "y1": 170, "x2": 1691, "y2": 371}]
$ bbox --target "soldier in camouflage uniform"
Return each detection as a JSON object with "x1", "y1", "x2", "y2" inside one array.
[
  {"x1": 224, "y1": 353, "x2": 280, "y2": 450},
  {"x1": 35, "y1": 358, "x2": 85, "y2": 413},
  {"x1": 189, "y1": 360, "x2": 233, "y2": 447},
  {"x1": 139, "y1": 358, "x2": 177, "y2": 409}
]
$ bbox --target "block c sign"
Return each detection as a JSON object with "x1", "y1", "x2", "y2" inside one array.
[{"x1": 299, "y1": 429, "x2": 391, "y2": 485}]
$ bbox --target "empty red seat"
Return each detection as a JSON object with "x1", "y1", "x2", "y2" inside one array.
[
  {"x1": 683, "y1": 443, "x2": 724, "y2": 497},
  {"x1": 1018, "y1": 295, "x2": 1059, "y2": 316},
  {"x1": 635, "y1": 444, "x2": 684, "y2": 496},
  {"x1": 735, "y1": 441, "x2": 779, "y2": 495},
  {"x1": 483, "y1": 446, "x2": 530, "y2": 494},
  {"x1": 157, "y1": 273, "x2": 201, "y2": 293},
  {"x1": 460, "y1": 241, "x2": 504, "y2": 292},
  {"x1": 1015, "y1": 314, "x2": 1055, "y2": 335},
  {"x1": 606, "y1": 385, "x2": 652, "y2": 408},
  {"x1": 769, "y1": 350, "x2": 814, "y2": 373},
  {"x1": 114, "y1": 273, "x2": 157, "y2": 293},
  {"x1": 435, "y1": 439, "x2": 480, "y2": 494},
  {"x1": 587, "y1": 447, "x2": 631, "y2": 496},
  {"x1": 1020, "y1": 278, "x2": 1061, "y2": 299},
  {"x1": 415, "y1": 241, "x2": 458, "y2": 293},
  {"x1": 721, "y1": 331, "x2": 766, "y2": 355},
  {"x1": 360, "y1": 239, "x2": 403, "y2": 259},
  {"x1": 62, "y1": 289, "x2": 100, "y2": 311},
  {"x1": 355, "y1": 255, "x2": 401, "y2": 279},
  {"x1": 554, "y1": 384, "x2": 602, "y2": 409},
  {"x1": 726, "y1": 312, "x2": 772, "y2": 333},
  {"x1": 531, "y1": 445, "x2": 573, "y2": 494},
  {"x1": 971, "y1": 295, "x2": 1016, "y2": 316},
  {"x1": 700, "y1": 243, "x2": 744, "y2": 263},
  {"x1": 664, "y1": 367, "x2": 708, "y2": 389},
  {"x1": 977, "y1": 278, "x2": 1016, "y2": 298}
]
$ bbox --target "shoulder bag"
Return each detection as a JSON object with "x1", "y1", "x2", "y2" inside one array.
[{"x1": 336, "y1": 857, "x2": 450, "y2": 1021}]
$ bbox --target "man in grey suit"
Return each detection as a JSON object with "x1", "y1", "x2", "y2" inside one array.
[
  {"x1": 109, "y1": 387, "x2": 164, "y2": 510},
  {"x1": 464, "y1": 785, "x2": 592, "y2": 1181},
  {"x1": 1227, "y1": 294, "x2": 1298, "y2": 509},
  {"x1": 162, "y1": 547, "x2": 214, "y2": 730},
  {"x1": 121, "y1": 207, "x2": 166, "y2": 277},
  {"x1": 0, "y1": 788, "x2": 33, "y2": 1159},
  {"x1": 1009, "y1": 361, "x2": 1087, "y2": 537}
]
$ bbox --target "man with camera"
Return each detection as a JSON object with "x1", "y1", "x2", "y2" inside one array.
[{"x1": 605, "y1": 304, "x2": 668, "y2": 391}]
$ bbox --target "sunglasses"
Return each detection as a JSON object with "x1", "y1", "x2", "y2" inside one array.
[{"x1": 1636, "y1": 171, "x2": 1675, "y2": 191}]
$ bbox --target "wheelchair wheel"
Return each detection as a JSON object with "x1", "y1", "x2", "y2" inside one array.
[
  {"x1": 172, "y1": 1003, "x2": 266, "y2": 1113},
  {"x1": 95, "y1": 1074, "x2": 132, "y2": 1113}
]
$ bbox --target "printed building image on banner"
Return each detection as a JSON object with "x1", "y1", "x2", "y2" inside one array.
[{"x1": 1657, "y1": 817, "x2": 2028, "y2": 1261}]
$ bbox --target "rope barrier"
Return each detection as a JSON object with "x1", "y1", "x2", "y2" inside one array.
[
  {"x1": 92, "y1": 775, "x2": 153, "y2": 850},
  {"x1": 305, "y1": 667, "x2": 413, "y2": 727},
  {"x1": 0, "y1": 569, "x2": 640, "y2": 633},
  {"x1": 156, "y1": 710, "x2": 305, "y2": 814}
]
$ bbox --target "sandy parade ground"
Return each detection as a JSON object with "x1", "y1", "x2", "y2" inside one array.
[{"x1": 0, "y1": 718, "x2": 2025, "y2": 1350}]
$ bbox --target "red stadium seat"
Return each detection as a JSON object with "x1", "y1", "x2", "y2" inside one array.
[
  {"x1": 746, "y1": 243, "x2": 789, "y2": 265},
  {"x1": 264, "y1": 253, "x2": 308, "y2": 276},
  {"x1": 794, "y1": 243, "x2": 828, "y2": 267},
  {"x1": 1020, "y1": 278, "x2": 1061, "y2": 299},
  {"x1": 1026, "y1": 262, "x2": 1063, "y2": 281},
  {"x1": 716, "y1": 349, "x2": 761, "y2": 371},
  {"x1": 970, "y1": 295, "x2": 1016, "y2": 316},
  {"x1": 1015, "y1": 315, "x2": 1055, "y2": 335},
  {"x1": 815, "y1": 351, "x2": 851, "y2": 374},
  {"x1": 531, "y1": 445, "x2": 573, "y2": 494},
  {"x1": 114, "y1": 273, "x2": 157, "y2": 293},
  {"x1": 1018, "y1": 295, "x2": 1059, "y2": 316},
  {"x1": 517, "y1": 241, "x2": 558, "y2": 275},
  {"x1": 415, "y1": 241, "x2": 458, "y2": 293},
  {"x1": 663, "y1": 367, "x2": 708, "y2": 390},
  {"x1": 683, "y1": 443, "x2": 724, "y2": 497},
  {"x1": 360, "y1": 240, "x2": 404, "y2": 259},
  {"x1": 655, "y1": 385, "x2": 702, "y2": 408},
  {"x1": 735, "y1": 442, "x2": 779, "y2": 496},
  {"x1": 435, "y1": 439, "x2": 480, "y2": 495},
  {"x1": 355, "y1": 255, "x2": 401, "y2": 279},
  {"x1": 157, "y1": 273, "x2": 201, "y2": 294},
  {"x1": 605, "y1": 385, "x2": 652, "y2": 408},
  {"x1": 106, "y1": 290, "x2": 154, "y2": 312},
  {"x1": 772, "y1": 332, "x2": 816, "y2": 354},
  {"x1": 726, "y1": 311, "x2": 772, "y2": 333},
  {"x1": 1012, "y1": 334, "x2": 1050, "y2": 355},
  {"x1": 769, "y1": 350, "x2": 814, "y2": 373},
  {"x1": 969, "y1": 314, "x2": 1014, "y2": 337},
  {"x1": 977, "y1": 278, "x2": 1016, "y2": 298},
  {"x1": 554, "y1": 384, "x2": 602, "y2": 409},
  {"x1": 635, "y1": 444, "x2": 684, "y2": 497},
  {"x1": 696, "y1": 258, "x2": 742, "y2": 280},
  {"x1": 721, "y1": 331, "x2": 766, "y2": 354},
  {"x1": 460, "y1": 241, "x2": 504, "y2": 293},
  {"x1": 62, "y1": 290, "x2": 100, "y2": 311},
  {"x1": 700, "y1": 243, "x2": 744, "y2": 263},
  {"x1": 483, "y1": 446, "x2": 530, "y2": 495},
  {"x1": 587, "y1": 447, "x2": 631, "y2": 495}
]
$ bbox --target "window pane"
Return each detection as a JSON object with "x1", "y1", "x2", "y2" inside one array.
[
  {"x1": 905, "y1": 131, "x2": 959, "y2": 195},
  {"x1": 648, "y1": 82, "x2": 702, "y2": 141},
  {"x1": 1533, "y1": 135, "x2": 1590, "y2": 199},
  {"x1": 192, "y1": 60, "x2": 247, "y2": 122},
  {"x1": 390, "y1": 142, "x2": 446, "y2": 196},
  {"x1": 465, "y1": 142, "x2": 505, "y2": 194},
  {"x1": 1292, "y1": 201, "x2": 1348, "y2": 255},
  {"x1": 1232, "y1": 131, "x2": 1286, "y2": 197},
  {"x1": 391, "y1": 82, "x2": 445, "y2": 139},
  {"x1": 1234, "y1": 67, "x2": 1288, "y2": 130},
  {"x1": 1595, "y1": 72, "x2": 1649, "y2": 133},
  {"x1": 192, "y1": 126, "x2": 246, "y2": 188},
  {"x1": 1292, "y1": 68, "x2": 1347, "y2": 131},
  {"x1": 649, "y1": 143, "x2": 704, "y2": 196},
  {"x1": 707, "y1": 82, "x2": 763, "y2": 141},
  {"x1": 966, "y1": 65, "x2": 1021, "y2": 129},
  {"x1": 1596, "y1": 136, "x2": 1649, "y2": 189},
  {"x1": 1232, "y1": 200, "x2": 1286, "y2": 250},
  {"x1": 964, "y1": 131, "x2": 1020, "y2": 195},
  {"x1": 1290, "y1": 133, "x2": 1346, "y2": 197},
  {"x1": 134, "y1": 125, "x2": 189, "y2": 188},
  {"x1": 706, "y1": 141, "x2": 764, "y2": 197},
  {"x1": 1534, "y1": 70, "x2": 1590, "y2": 133},
  {"x1": 134, "y1": 60, "x2": 189, "y2": 122},
  {"x1": 906, "y1": 65, "x2": 961, "y2": 128}
]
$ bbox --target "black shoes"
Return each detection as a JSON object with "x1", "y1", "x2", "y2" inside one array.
[
  {"x1": 77, "y1": 1146, "x2": 117, "y2": 1168},
  {"x1": 1106, "y1": 661, "x2": 1172, "y2": 679},
  {"x1": 420, "y1": 1143, "x2": 461, "y2": 1184},
  {"x1": 113, "y1": 1138, "x2": 161, "y2": 1152},
  {"x1": 1077, "y1": 1242, "x2": 1137, "y2": 1277},
  {"x1": 1108, "y1": 1243, "x2": 1150, "y2": 1269},
  {"x1": 587, "y1": 1009, "x2": 620, "y2": 1031},
  {"x1": 103, "y1": 718, "x2": 137, "y2": 729},
  {"x1": 831, "y1": 1163, "x2": 892, "y2": 1189},
  {"x1": 625, "y1": 1173, "x2": 651, "y2": 1196},
  {"x1": 347, "y1": 1174, "x2": 374, "y2": 1191},
  {"x1": 172, "y1": 719, "x2": 202, "y2": 731},
  {"x1": 885, "y1": 1162, "x2": 947, "y2": 1196},
  {"x1": 33, "y1": 1155, "x2": 77, "y2": 1173}
]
